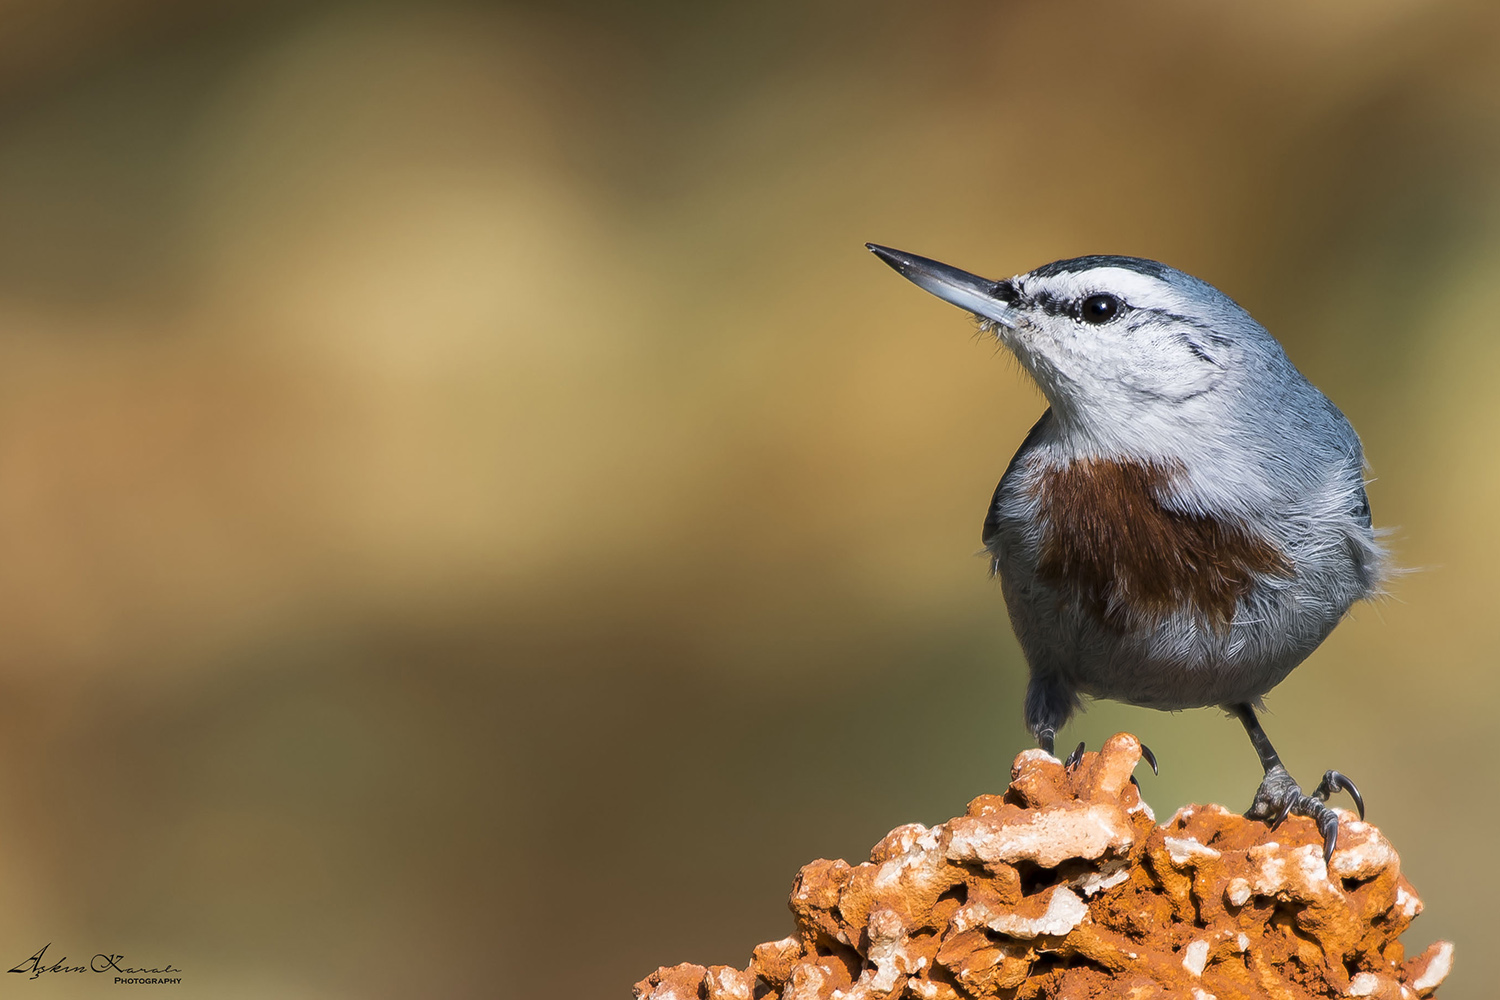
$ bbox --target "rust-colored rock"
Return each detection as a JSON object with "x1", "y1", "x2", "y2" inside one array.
[{"x1": 634, "y1": 733, "x2": 1453, "y2": 1000}]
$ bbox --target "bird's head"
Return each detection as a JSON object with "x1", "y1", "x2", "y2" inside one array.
[{"x1": 868, "y1": 245, "x2": 1289, "y2": 459}]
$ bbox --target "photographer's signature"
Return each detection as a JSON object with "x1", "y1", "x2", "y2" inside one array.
[{"x1": 8, "y1": 944, "x2": 182, "y2": 983}]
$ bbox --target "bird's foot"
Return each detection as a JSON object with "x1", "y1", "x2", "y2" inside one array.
[
  {"x1": 1063, "y1": 740, "x2": 1158, "y2": 775},
  {"x1": 1245, "y1": 764, "x2": 1365, "y2": 863}
]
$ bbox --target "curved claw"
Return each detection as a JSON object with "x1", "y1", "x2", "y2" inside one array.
[
  {"x1": 1064, "y1": 741, "x2": 1086, "y2": 771},
  {"x1": 1316, "y1": 808, "x2": 1340, "y2": 863},
  {"x1": 1315, "y1": 770, "x2": 1365, "y2": 820},
  {"x1": 1269, "y1": 796, "x2": 1295, "y2": 831},
  {"x1": 1139, "y1": 742, "x2": 1158, "y2": 776}
]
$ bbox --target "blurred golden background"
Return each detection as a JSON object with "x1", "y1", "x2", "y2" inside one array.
[{"x1": 0, "y1": 0, "x2": 1494, "y2": 996}]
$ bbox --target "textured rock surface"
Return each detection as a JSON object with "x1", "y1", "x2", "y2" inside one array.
[{"x1": 634, "y1": 734, "x2": 1453, "y2": 1000}]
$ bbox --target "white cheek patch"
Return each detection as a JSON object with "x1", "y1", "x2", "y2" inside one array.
[
  {"x1": 1007, "y1": 266, "x2": 1228, "y2": 415},
  {"x1": 1119, "y1": 342, "x2": 1224, "y2": 401}
]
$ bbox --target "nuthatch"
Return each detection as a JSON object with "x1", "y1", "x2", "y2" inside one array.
[{"x1": 868, "y1": 244, "x2": 1386, "y2": 861}]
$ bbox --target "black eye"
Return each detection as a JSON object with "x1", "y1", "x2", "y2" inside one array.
[{"x1": 1080, "y1": 294, "x2": 1120, "y2": 324}]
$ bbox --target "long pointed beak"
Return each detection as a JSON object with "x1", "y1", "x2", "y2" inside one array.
[{"x1": 866, "y1": 244, "x2": 1016, "y2": 328}]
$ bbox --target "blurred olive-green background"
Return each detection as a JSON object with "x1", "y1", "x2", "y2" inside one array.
[{"x1": 0, "y1": 1, "x2": 1495, "y2": 997}]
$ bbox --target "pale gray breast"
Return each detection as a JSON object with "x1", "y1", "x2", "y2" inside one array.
[{"x1": 979, "y1": 409, "x2": 1368, "y2": 708}]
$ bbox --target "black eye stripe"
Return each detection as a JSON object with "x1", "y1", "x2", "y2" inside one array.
[{"x1": 1022, "y1": 289, "x2": 1132, "y2": 321}]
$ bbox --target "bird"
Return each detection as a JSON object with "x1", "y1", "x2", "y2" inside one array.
[{"x1": 866, "y1": 243, "x2": 1386, "y2": 861}]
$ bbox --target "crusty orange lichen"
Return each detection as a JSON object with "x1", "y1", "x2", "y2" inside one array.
[{"x1": 634, "y1": 733, "x2": 1452, "y2": 1000}]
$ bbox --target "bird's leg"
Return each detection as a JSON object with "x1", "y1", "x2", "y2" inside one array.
[
  {"x1": 1036, "y1": 727, "x2": 1056, "y2": 756},
  {"x1": 1025, "y1": 673, "x2": 1075, "y2": 759},
  {"x1": 1230, "y1": 703, "x2": 1365, "y2": 863}
]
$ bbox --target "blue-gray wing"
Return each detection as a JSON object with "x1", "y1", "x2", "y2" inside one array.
[{"x1": 982, "y1": 409, "x2": 1053, "y2": 568}]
